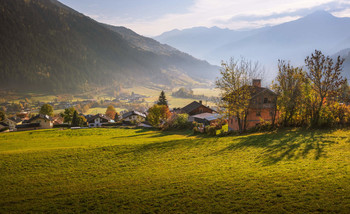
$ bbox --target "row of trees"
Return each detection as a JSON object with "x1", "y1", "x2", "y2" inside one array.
[
  {"x1": 273, "y1": 50, "x2": 348, "y2": 127},
  {"x1": 216, "y1": 50, "x2": 349, "y2": 132}
]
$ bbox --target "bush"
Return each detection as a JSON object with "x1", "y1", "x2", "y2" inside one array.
[
  {"x1": 205, "y1": 126, "x2": 217, "y2": 136},
  {"x1": 163, "y1": 114, "x2": 192, "y2": 130}
]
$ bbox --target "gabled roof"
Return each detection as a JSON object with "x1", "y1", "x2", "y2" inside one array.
[
  {"x1": 122, "y1": 111, "x2": 146, "y2": 119},
  {"x1": 28, "y1": 114, "x2": 53, "y2": 123},
  {"x1": 87, "y1": 114, "x2": 111, "y2": 123},
  {"x1": 181, "y1": 101, "x2": 204, "y2": 114},
  {"x1": 249, "y1": 86, "x2": 276, "y2": 99}
]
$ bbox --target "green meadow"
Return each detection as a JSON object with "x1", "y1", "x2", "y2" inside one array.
[{"x1": 0, "y1": 128, "x2": 349, "y2": 213}]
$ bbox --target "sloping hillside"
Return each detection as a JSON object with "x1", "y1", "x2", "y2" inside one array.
[
  {"x1": 0, "y1": 128, "x2": 349, "y2": 212},
  {"x1": 0, "y1": 0, "x2": 218, "y2": 93}
]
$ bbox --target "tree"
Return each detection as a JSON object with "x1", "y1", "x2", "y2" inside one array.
[
  {"x1": 71, "y1": 110, "x2": 78, "y2": 126},
  {"x1": 157, "y1": 91, "x2": 168, "y2": 106},
  {"x1": 216, "y1": 57, "x2": 261, "y2": 132},
  {"x1": 71, "y1": 110, "x2": 86, "y2": 127},
  {"x1": 62, "y1": 107, "x2": 75, "y2": 124},
  {"x1": 0, "y1": 110, "x2": 6, "y2": 121},
  {"x1": 105, "y1": 105, "x2": 116, "y2": 119},
  {"x1": 305, "y1": 50, "x2": 346, "y2": 126},
  {"x1": 39, "y1": 104, "x2": 54, "y2": 117},
  {"x1": 147, "y1": 104, "x2": 171, "y2": 128},
  {"x1": 273, "y1": 60, "x2": 305, "y2": 126}
]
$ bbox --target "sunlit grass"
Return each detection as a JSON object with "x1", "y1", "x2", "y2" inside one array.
[{"x1": 0, "y1": 128, "x2": 349, "y2": 212}]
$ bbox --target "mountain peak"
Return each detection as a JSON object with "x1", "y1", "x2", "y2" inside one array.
[{"x1": 303, "y1": 10, "x2": 335, "y2": 19}]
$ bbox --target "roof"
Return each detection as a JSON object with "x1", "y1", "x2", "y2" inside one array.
[
  {"x1": 181, "y1": 101, "x2": 208, "y2": 114},
  {"x1": 122, "y1": 111, "x2": 146, "y2": 119},
  {"x1": 224, "y1": 86, "x2": 277, "y2": 102},
  {"x1": 16, "y1": 123, "x2": 40, "y2": 129},
  {"x1": 87, "y1": 114, "x2": 111, "y2": 123},
  {"x1": 249, "y1": 86, "x2": 276, "y2": 98},
  {"x1": 0, "y1": 122, "x2": 9, "y2": 127},
  {"x1": 190, "y1": 113, "x2": 222, "y2": 121},
  {"x1": 28, "y1": 114, "x2": 53, "y2": 123}
]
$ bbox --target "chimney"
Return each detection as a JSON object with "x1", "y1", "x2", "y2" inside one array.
[
  {"x1": 199, "y1": 100, "x2": 202, "y2": 104},
  {"x1": 252, "y1": 79, "x2": 261, "y2": 87}
]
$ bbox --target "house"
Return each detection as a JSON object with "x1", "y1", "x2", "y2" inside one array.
[
  {"x1": 26, "y1": 114, "x2": 54, "y2": 129},
  {"x1": 4, "y1": 117, "x2": 22, "y2": 131},
  {"x1": 178, "y1": 101, "x2": 215, "y2": 116},
  {"x1": 189, "y1": 113, "x2": 223, "y2": 126},
  {"x1": 228, "y1": 79, "x2": 278, "y2": 131},
  {"x1": 87, "y1": 114, "x2": 112, "y2": 128},
  {"x1": 122, "y1": 111, "x2": 146, "y2": 124}
]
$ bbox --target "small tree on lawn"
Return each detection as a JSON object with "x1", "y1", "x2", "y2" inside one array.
[
  {"x1": 157, "y1": 91, "x2": 168, "y2": 106},
  {"x1": 147, "y1": 104, "x2": 171, "y2": 128},
  {"x1": 272, "y1": 60, "x2": 305, "y2": 126}
]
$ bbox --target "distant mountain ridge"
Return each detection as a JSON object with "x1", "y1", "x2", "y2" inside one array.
[
  {"x1": 155, "y1": 10, "x2": 350, "y2": 79},
  {"x1": 0, "y1": 0, "x2": 219, "y2": 93}
]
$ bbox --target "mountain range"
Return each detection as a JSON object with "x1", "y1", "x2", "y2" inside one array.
[
  {"x1": 0, "y1": 0, "x2": 219, "y2": 93},
  {"x1": 155, "y1": 11, "x2": 350, "y2": 80}
]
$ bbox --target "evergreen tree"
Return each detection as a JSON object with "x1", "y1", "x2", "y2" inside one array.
[
  {"x1": 71, "y1": 111, "x2": 79, "y2": 127},
  {"x1": 157, "y1": 91, "x2": 168, "y2": 106}
]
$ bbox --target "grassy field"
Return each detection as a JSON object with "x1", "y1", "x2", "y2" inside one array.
[{"x1": 0, "y1": 128, "x2": 349, "y2": 213}]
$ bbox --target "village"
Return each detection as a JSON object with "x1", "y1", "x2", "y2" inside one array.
[{"x1": 0, "y1": 79, "x2": 290, "y2": 134}]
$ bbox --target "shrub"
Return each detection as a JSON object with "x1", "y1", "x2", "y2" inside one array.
[
  {"x1": 205, "y1": 126, "x2": 217, "y2": 136},
  {"x1": 163, "y1": 114, "x2": 192, "y2": 130}
]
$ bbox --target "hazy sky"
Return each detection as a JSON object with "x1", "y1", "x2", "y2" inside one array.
[{"x1": 59, "y1": 0, "x2": 350, "y2": 36}]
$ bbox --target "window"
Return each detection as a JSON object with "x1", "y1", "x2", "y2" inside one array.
[
  {"x1": 264, "y1": 98, "x2": 268, "y2": 103},
  {"x1": 256, "y1": 111, "x2": 261, "y2": 117}
]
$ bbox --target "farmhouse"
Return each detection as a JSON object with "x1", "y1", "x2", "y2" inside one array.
[
  {"x1": 178, "y1": 101, "x2": 215, "y2": 116},
  {"x1": 27, "y1": 114, "x2": 54, "y2": 129},
  {"x1": 87, "y1": 114, "x2": 112, "y2": 128},
  {"x1": 228, "y1": 79, "x2": 278, "y2": 131},
  {"x1": 122, "y1": 111, "x2": 146, "y2": 124}
]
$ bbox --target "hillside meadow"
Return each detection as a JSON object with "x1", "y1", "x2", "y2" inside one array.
[{"x1": 0, "y1": 127, "x2": 350, "y2": 213}]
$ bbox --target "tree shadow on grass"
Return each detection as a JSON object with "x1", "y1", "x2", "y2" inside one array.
[
  {"x1": 111, "y1": 138, "x2": 205, "y2": 157},
  {"x1": 214, "y1": 129, "x2": 342, "y2": 165},
  {"x1": 111, "y1": 128, "x2": 194, "y2": 139}
]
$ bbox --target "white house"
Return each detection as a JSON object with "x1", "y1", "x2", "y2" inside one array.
[
  {"x1": 122, "y1": 111, "x2": 146, "y2": 124},
  {"x1": 87, "y1": 114, "x2": 112, "y2": 128}
]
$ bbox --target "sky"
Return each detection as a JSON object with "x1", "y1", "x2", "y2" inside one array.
[{"x1": 58, "y1": 0, "x2": 350, "y2": 36}]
